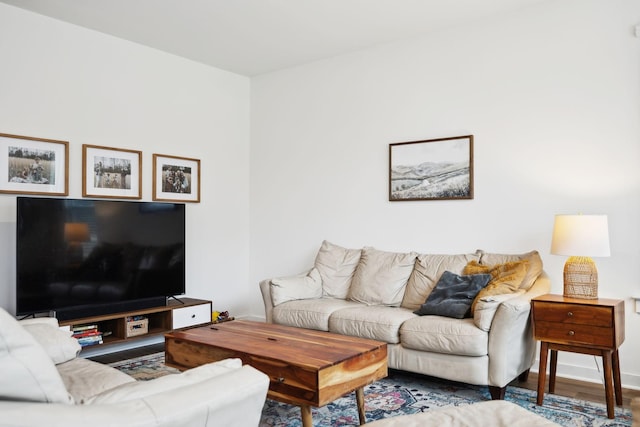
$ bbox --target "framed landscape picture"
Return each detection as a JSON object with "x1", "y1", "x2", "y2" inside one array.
[
  {"x1": 389, "y1": 135, "x2": 474, "y2": 201},
  {"x1": 0, "y1": 133, "x2": 69, "y2": 196},
  {"x1": 152, "y1": 154, "x2": 200, "y2": 203},
  {"x1": 82, "y1": 144, "x2": 142, "y2": 199}
]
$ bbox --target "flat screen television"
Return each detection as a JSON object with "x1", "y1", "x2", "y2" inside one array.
[{"x1": 16, "y1": 197, "x2": 186, "y2": 320}]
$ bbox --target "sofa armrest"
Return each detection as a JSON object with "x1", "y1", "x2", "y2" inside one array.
[
  {"x1": 487, "y1": 272, "x2": 551, "y2": 387},
  {"x1": 0, "y1": 364, "x2": 269, "y2": 427},
  {"x1": 259, "y1": 278, "x2": 275, "y2": 323}
]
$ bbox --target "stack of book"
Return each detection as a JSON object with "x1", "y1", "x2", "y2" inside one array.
[{"x1": 72, "y1": 324, "x2": 104, "y2": 347}]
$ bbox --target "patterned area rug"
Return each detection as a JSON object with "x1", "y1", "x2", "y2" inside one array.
[{"x1": 109, "y1": 352, "x2": 632, "y2": 427}]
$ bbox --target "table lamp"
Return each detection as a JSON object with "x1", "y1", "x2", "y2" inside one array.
[{"x1": 550, "y1": 214, "x2": 610, "y2": 299}]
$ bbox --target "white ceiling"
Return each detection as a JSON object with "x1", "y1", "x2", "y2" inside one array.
[{"x1": 0, "y1": 0, "x2": 550, "y2": 76}]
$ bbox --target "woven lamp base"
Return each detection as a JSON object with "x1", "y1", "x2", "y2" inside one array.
[{"x1": 563, "y1": 256, "x2": 598, "y2": 299}]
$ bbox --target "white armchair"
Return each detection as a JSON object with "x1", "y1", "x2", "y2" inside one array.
[{"x1": 0, "y1": 308, "x2": 269, "y2": 427}]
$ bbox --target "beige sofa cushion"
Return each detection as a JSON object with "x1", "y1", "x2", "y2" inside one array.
[
  {"x1": 0, "y1": 308, "x2": 72, "y2": 404},
  {"x1": 401, "y1": 253, "x2": 480, "y2": 311},
  {"x1": 85, "y1": 359, "x2": 242, "y2": 404},
  {"x1": 21, "y1": 322, "x2": 81, "y2": 365},
  {"x1": 477, "y1": 250, "x2": 543, "y2": 290},
  {"x1": 328, "y1": 306, "x2": 416, "y2": 344},
  {"x1": 314, "y1": 240, "x2": 361, "y2": 299},
  {"x1": 348, "y1": 247, "x2": 417, "y2": 306},
  {"x1": 272, "y1": 298, "x2": 363, "y2": 331},
  {"x1": 270, "y1": 267, "x2": 322, "y2": 306},
  {"x1": 399, "y1": 316, "x2": 488, "y2": 356}
]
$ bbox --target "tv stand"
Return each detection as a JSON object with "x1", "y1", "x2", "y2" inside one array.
[
  {"x1": 58, "y1": 298, "x2": 211, "y2": 352},
  {"x1": 167, "y1": 295, "x2": 185, "y2": 304}
]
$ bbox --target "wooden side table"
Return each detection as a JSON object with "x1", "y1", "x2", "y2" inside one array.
[{"x1": 532, "y1": 294, "x2": 625, "y2": 419}]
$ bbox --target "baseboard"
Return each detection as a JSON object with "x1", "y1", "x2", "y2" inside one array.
[{"x1": 531, "y1": 358, "x2": 640, "y2": 391}]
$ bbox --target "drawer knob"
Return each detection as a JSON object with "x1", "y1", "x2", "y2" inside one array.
[
  {"x1": 568, "y1": 330, "x2": 575, "y2": 336},
  {"x1": 567, "y1": 312, "x2": 573, "y2": 317},
  {"x1": 277, "y1": 377, "x2": 285, "y2": 383},
  {"x1": 191, "y1": 314, "x2": 195, "y2": 318}
]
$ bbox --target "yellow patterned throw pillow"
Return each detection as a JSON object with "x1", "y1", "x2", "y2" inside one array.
[{"x1": 463, "y1": 260, "x2": 529, "y2": 314}]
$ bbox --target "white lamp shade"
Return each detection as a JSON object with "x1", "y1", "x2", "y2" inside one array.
[{"x1": 550, "y1": 214, "x2": 610, "y2": 257}]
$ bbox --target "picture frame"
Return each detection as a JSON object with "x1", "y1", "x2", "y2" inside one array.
[
  {"x1": 82, "y1": 144, "x2": 142, "y2": 199},
  {"x1": 389, "y1": 135, "x2": 474, "y2": 201},
  {"x1": 152, "y1": 154, "x2": 200, "y2": 203},
  {"x1": 0, "y1": 133, "x2": 69, "y2": 196}
]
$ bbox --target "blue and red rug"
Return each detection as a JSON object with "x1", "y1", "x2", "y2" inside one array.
[{"x1": 110, "y1": 352, "x2": 632, "y2": 427}]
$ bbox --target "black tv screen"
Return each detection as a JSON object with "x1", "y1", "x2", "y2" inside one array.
[{"x1": 16, "y1": 197, "x2": 185, "y2": 318}]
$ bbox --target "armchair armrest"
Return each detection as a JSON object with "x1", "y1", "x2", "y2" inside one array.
[{"x1": 0, "y1": 364, "x2": 269, "y2": 427}]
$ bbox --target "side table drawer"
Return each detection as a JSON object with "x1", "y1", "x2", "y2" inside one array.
[
  {"x1": 533, "y1": 302, "x2": 612, "y2": 327},
  {"x1": 173, "y1": 302, "x2": 211, "y2": 329},
  {"x1": 534, "y1": 321, "x2": 615, "y2": 347}
]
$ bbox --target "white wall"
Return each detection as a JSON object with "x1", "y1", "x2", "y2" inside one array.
[
  {"x1": 0, "y1": 3, "x2": 251, "y2": 316},
  {"x1": 250, "y1": 0, "x2": 640, "y2": 388}
]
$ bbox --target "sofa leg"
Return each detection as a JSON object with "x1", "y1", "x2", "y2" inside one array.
[
  {"x1": 518, "y1": 369, "x2": 530, "y2": 382},
  {"x1": 488, "y1": 386, "x2": 506, "y2": 400}
]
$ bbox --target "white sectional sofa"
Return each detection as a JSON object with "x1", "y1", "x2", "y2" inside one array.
[
  {"x1": 260, "y1": 241, "x2": 550, "y2": 399},
  {"x1": 0, "y1": 308, "x2": 269, "y2": 427}
]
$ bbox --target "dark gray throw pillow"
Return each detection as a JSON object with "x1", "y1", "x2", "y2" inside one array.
[{"x1": 413, "y1": 271, "x2": 492, "y2": 319}]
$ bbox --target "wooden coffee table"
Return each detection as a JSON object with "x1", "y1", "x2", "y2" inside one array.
[{"x1": 165, "y1": 320, "x2": 387, "y2": 426}]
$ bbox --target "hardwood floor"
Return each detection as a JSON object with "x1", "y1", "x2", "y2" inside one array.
[
  {"x1": 514, "y1": 371, "x2": 640, "y2": 410},
  {"x1": 92, "y1": 344, "x2": 640, "y2": 410}
]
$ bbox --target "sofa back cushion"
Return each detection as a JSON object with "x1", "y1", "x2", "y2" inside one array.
[
  {"x1": 0, "y1": 308, "x2": 72, "y2": 404},
  {"x1": 476, "y1": 250, "x2": 543, "y2": 290},
  {"x1": 401, "y1": 253, "x2": 480, "y2": 311},
  {"x1": 348, "y1": 247, "x2": 417, "y2": 306},
  {"x1": 314, "y1": 240, "x2": 361, "y2": 299}
]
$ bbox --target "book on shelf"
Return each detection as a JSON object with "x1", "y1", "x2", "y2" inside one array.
[
  {"x1": 76, "y1": 334, "x2": 103, "y2": 347},
  {"x1": 72, "y1": 329, "x2": 102, "y2": 338},
  {"x1": 72, "y1": 324, "x2": 99, "y2": 332}
]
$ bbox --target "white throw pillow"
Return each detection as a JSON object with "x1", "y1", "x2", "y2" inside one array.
[
  {"x1": 21, "y1": 323, "x2": 81, "y2": 365},
  {"x1": 0, "y1": 308, "x2": 73, "y2": 404},
  {"x1": 270, "y1": 267, "x2": 322, "y2": 306},
  {"x1": 348, "y1": 247, "x2": 417, "y2": 306},
  {"x1": 84, "y1": 358, "x2": 242, "y2": 404},
  {"x1": 314, "y1": 240, "x2": 361, "y2": 299},
  {"x1": 473, "y1": 291, "x2": 525, "y2": 331}
]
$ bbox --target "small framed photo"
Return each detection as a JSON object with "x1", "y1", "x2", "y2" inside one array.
[
  {"x1": 389, "y1": 135, "x2": 474, "y2": 201},
  {"x1": 82, "y1": 144, "x2": 142, "y2": 199},
  {"x1": 0, "y1": 133, "x2": 69, "y2": 196},
  {"x1": 152, "y1": 154, "x2": 200, "y2": 203}
]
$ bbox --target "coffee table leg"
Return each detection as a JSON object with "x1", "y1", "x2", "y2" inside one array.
[
  {"x1": 300, "y1": 404, "x2": 312, "y2": 427},
  {"x1": 356, "y1": 387, "x2": 366, "y2": 425}
]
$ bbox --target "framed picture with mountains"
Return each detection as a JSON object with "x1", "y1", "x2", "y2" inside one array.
[{"x1": 389, "y1": 134, "x2": 474, "y2": 201}]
